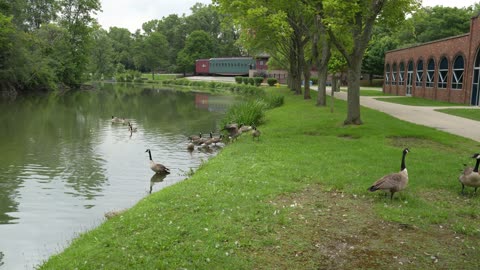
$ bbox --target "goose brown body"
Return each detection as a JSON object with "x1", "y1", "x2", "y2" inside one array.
[
  {"x1": 145, "y1": 149, "x2": 170, "y2": 175},
  {"x1": 368, "y1": 148, "x2": 409, "y2": 200},
  {"x1": 458, "y1": 153, "x2": 480, "y2": 194}
]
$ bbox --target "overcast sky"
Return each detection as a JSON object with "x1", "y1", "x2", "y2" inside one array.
[{"x1": 95, "y1": 0, "x2": 479, "y2": 33}]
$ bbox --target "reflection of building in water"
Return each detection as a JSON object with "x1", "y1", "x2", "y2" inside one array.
[{"x1": 194, "y1": 94, "x2": 235, "y2": 112}]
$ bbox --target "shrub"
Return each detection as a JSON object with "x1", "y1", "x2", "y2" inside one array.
[
  {"x1": 242, "y1": 77, "x2": 249, "y2": 85},
  {"x1": 267, "y1": 78, "x2": 278, "y2": 86},
  {"x1": 248, "y1": 77, "x2": 254, "y2": 85},
  {"x1": 310, "y1": 77, "x2": 318, "y2": 85},
  {"x1": 263, "y1": 94, "x2": 284, "y2": 109},
  {"x1": 221, "y1": 99, "x2": 266, "y2": 128},
  {"x1": 235, "y1": 76, "x2": 243, "y2": 84},
  {"x1": 254, "y1": 77, "x2": 263, "y2": 86}
]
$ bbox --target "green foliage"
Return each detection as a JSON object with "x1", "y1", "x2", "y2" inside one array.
[
  {"x1": 221, "y1": 99, "x2": 267, "y2": 127},
  {"x1": 248, "y1": 77, "x2": 254, "y2": 86},
  {"x1": 393, "y1": 6, "x2": 475, "y2": 46},
  {"x1": 242, "y1": 77, "x2": 249, "y2": 85},
  {"x1": 115, "y1": 70, "x2": 142, "y2": 82},
  {"x1": 235, "y1": 76, "x2": 243, "y2": 84},
  {"x1": 253, "y1": 77, "x2": 263, "y2": 86},
  {"x1": 267, "y1": 78, "x2": 278, "y2": 86},
  {"x1": 176, "y1": 30, "x2": 215, "y2": 74},
  {"x1": 160, "y1": 79, "x2": 265, "y2": 96}
]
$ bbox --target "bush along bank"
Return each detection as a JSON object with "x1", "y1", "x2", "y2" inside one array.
[{"x1": 40, "y1": 87, "x2": 480, "y2": 269}]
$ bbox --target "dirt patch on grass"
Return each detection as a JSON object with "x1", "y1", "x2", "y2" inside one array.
[
  {"x1": 337, "y1": 134, "x2": 361, "y2": 140},
  {"x1": 250, "y1": 185, "x2": 480, "y2": 269},
  {"x1": 388, "y1": 136, "x2": 455, "y2": 152}
]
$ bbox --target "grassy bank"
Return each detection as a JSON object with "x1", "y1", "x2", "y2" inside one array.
[
  {"x1": 40, "y1": 87, "x2": 480, "y2": 269},
  {"x1": 436, "y1": 108, "x2": 480, "y2": 122}
]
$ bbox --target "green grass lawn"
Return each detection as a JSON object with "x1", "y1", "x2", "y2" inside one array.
[
  {"x1": 340, "y1": 88, "x2": 393, "y2": 96},
  {"x1": 141, "y1": 73, "x2": 179, "y2": 81},
  {"x1": 39, "y1": 87, "x2": 480, "y2": 269},
  {"x1": 436, "y1": 108, "x2": 480, "y2": 122},
  {"x1": 375, "y1": 96, "x2": 462, "y2": 106}
]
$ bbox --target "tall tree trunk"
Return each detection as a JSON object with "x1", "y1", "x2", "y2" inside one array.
[
  {"x1": 313, "y1": 10, "x2": 331, "y2": 106},
  {"x1": 344, "y1": 58, "x2": 363, "y2": 125},
  {"x1": 303, "y1": 60, "x2": 311, "y2": 99}
]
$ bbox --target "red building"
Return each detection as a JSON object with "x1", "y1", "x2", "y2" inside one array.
[{"x1": 384, "y1": 14, "x2": 480, "y2": 105}]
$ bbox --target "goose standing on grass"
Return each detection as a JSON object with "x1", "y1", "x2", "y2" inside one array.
[
  {"x1": 223, "y1": 123, "x2": 241, "y2": 141},
  {"x1": 145, "y1": 149, "x2": 170, "y2": 175},
  {"x1": 368, "y1": 148, "x2": 410, "y2": 200},
  {"x1": 459, "y1": 153, "x2": 480, "y2": 194}
]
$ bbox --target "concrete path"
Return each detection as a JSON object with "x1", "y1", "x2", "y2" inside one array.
[{"x1": 330, "y1": 89, "x2": 480, "y2": 142}]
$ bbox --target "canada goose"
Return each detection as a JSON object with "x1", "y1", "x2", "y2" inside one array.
[
  {"x1": 458, "y1": 153, "x2": 480, "y2": 194},
  {"x1": 128, "y1": 122, "x2": 137, "y2": 132},
  {"x1": 188, "y1": 133, "x2": 202, "y2": 141},
  {"x1": 145, "y1": 149, "x2": 170, "y2": 174},
  {"x1": 199, "y1": 132, "x2": 216, "y2": 147},
  {"x1": 252, "y1": 126, "x2": 261, "y2": 141},
  {"x1": 223, "y1": 123, "x2": 242, "y2": 141},
  {"x1": 211, "y1": 134, "x2": 224, "y2": 145},
  {"x1": 368, "y1": 148, "x2": 410, "y2": 200}
]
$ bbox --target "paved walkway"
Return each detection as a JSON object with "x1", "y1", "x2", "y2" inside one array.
[{"x1": 330, "y1": 89, "x2": 480, "y2": 142}]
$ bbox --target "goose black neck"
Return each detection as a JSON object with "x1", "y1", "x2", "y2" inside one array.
[
  {"x1": 400, "y1": 151, "x2": 407, "y2": 171},
  {"x1": 474, "y1": 158, "x2": 480, "y2": 173},
  {"x1": 148, "y1": 150, "x2": 153, "y2": 161}
]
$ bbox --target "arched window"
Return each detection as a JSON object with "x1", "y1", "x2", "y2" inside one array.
[
  {"x1": 416, "y1": 59, "x2": 424, "y2": 87},
  {"x1": 452, "y1": 55, "x2": 464, "y2": 90},
  {"x1": 392, "y1": 63, "x2": 397, "y2": 85},
  {"x1": 426, "y1": 58, "x2": 435, "y2": 88},
  {"x1": 438, "y1": 57, "x2": 448, "y2": 88},
  {"x1": 385, "y1": 63, "x2": 390, "y2": 85},
  {"x1": 399, "y1": 62, "x2": 405, "y2": 85}
]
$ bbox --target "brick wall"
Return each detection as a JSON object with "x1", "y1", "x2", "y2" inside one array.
[{"x1": 383, "y1": 15, "x2": 480, "y2": 105}]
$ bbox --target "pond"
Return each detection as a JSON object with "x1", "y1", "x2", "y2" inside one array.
[{"x1": 0, "y1": 83, "x2": 236, "y2": 269}]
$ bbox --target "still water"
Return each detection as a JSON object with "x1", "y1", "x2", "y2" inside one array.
[{"x1": 0, "y1": 83, "x2": 235, "y2": 269}]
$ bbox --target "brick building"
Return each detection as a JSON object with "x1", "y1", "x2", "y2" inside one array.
[{"x1": 383, "y1": 14, "x2": 480, "y2": 105}]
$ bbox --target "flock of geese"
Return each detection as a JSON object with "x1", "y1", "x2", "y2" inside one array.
[
  {"x1": 111, "y1": 116, "x2": 261, "y2": 178},
  {"x1": 113, "y1": 115, "x2": 480, "y2": 199},
  {"x1": 368, "y1": 148, "x2": 480, "y2": 200}
]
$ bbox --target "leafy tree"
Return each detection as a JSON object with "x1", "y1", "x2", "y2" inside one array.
[
  {"x1": 133, "y1": 32, "x2": 169, "y2": 80},
  {"x1": 394, "y1": 6, "x2": 474, "y2": 46},
  {"x1": 176, "y1": 30, "x2": 215, "y2": 74},
  {"x1": 89, "y1": 28, "x2": 115, "y2": 80},
  {"x1": 216, "y1": 0, "x2": 312, "y2": 95},
  {"x1": 156, "y1": 15, "x2": 187, "y2": 72},
  {"x1": 108, "y1": 27, "x2": 135, "y2": 70},
  {"x1": 321, "y1": 0, "x2": 418, "y2": 125},
  {"x1": 57, "y1": 0, "x2": 101, "y2": 86}
]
